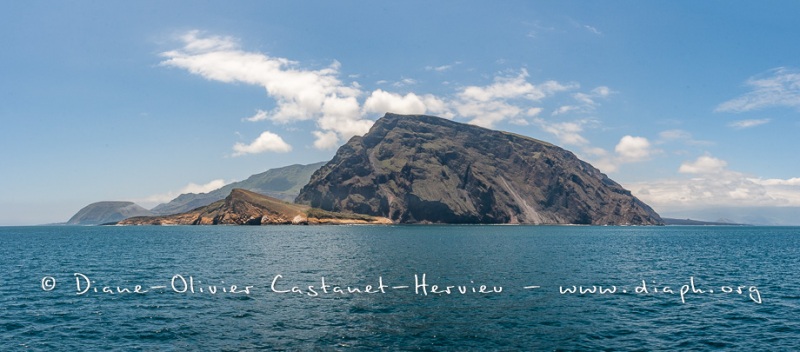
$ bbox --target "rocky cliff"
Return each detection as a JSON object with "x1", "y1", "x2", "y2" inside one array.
[
  {"x1": 67, "y1": 201, "x2": 153, "y2": 225},
  {"x1": 119, "y1": 189, "x2": 391, "y2": 225},
  {"x1": 296, "y1": 113, "x2": 663, "y2": 225}
]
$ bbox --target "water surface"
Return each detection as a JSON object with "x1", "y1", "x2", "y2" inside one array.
[{"x1": 1, "y1": 225, "x2": 798, "y2": 350}]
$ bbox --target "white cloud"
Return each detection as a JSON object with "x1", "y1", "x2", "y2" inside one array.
[
  {"x1": 457, "y1": 69, "x2": 576, "y2": 102},
  {"x1": 426, "y1": 64, "x2": 453, "y2": 72},
  {"x1": 232, "y1": 131, "x2": 292, "y2": 156},
  {"x1": 555, "y1": 86, "x2": 613, "y2": 116},
  {"x1": 138, "y1": 179, "x2": 229, "y2": 205},
  {"x1": 527, "y1": 107, "x2": 543, "y2": 116},
  {"x1": 180, "y1": 179, "x2": 228, "y2": 194},
  {"x1": 586, "y1": 135, "x2": 657, "y2": 174},
  {"x1": 453, "y1": 69, "x2": 578, "y2": 128},
  {"x1": 162, "y1": 31, "x2": 608, "y2": 152},
  {"x1": 615, "y1": 135, "x2": 653, "y2": 162},
  {"x1": 716, "y1": 67, "x2": 800, "y2": 113},
  {"x1": 363, "y1": 89, "x2": 427, "y2": 115},
  {"x1": 161, "y1": 30, "x2": 372, "y2": 151},
  {"x1": 628, "y1": 156, "x2": 800, "y2": 211},
  {"x1": 584, "y1": 25, "x2": 602, "y2": 36},
  {"x1": 658, "y1": 129, "x2": 692, "y2": 141},
  {"x1": 245, "y1": 109, "x2": 269, "y2": 122},
  {"x1": 392, "y1": 78, "x2": 417, "y2": 87},
  {"x1": 312, "y1": 130, "x2": 340, "y2": 150},
  {"x1": 729, "y1": 118, "x2": 771, "y2": 129},
  {"x1": 591, "y1": 86, "x2": 611, "y2": 97},
  {"x1": 752, "y1": 177, "x2": 800, "y2": 186},
  {"x1": 458, "y1": 100, "x2": 523, "y2": 128},
  {"x1": 679, "y1": 155, "x2": 727, "y2": 174},
  {"x1": 552, "y1": 105, "x2": 579, "y2": 116},
  {"x1": 533, "y1": 118, "x2": 591, "y2": 146},
  {"x1": 656, "y1": 129, "x2": 713, "y2": 147}
]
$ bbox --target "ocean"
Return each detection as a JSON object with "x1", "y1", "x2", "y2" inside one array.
[{"x1": 1, "y1": 225, "x2": 798, "y2": 350}]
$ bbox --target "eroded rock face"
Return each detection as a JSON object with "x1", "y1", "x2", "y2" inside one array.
[{"x1": 296, "y1": 113, "x2": 663, "y2": 225}]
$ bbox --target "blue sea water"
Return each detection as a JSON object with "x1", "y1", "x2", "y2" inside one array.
[{"x1": 1, "y1": 225, "x2": 799, "y2": 351}]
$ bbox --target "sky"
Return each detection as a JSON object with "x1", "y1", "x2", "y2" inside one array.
[{"x1": 2, "y1": 1, "x2": 800, "y2": 225}]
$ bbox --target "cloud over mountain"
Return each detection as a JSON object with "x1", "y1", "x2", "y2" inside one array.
[{"x1": 160, "y1": 30, "x2": 615, "y2": 158}]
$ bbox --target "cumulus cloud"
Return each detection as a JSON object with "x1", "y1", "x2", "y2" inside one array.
[
  {"x1": 628, "y1": 155, "x2": 800, "y2": 211},
  {"x1": 678, "y1": 155, "x2": 727, "y2": 174},
  {"x1": 615, "y1": 136, "x2": 653, "y2": 162},
  {"x1": 232, "y1": 131, "x2": 292, "y2": 156},
  {"x1": 716, "y1": 67, "x2": 800, "y2": 113},
  {"x1": 586, "y1": 135, "x2": 656, "y2": 173},
  {"x1": 312, "y1": 130, "x2": 340, "y2": 150},
  {"x1": 729, "y1": 118, "x2": 771, "y2": 129}
]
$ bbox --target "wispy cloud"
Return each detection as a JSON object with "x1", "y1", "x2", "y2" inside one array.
[
  {"x1": 392, "y1": 78, "x2": 417, "y2": 87},
  {"x1": 454, "y1": 69, "x2": 578, "y2": 128},
  {"x1": 657, "y1": 129, "x2": 714, "y2": 146},
  {"x1": 244, "y1": 109, "x2": 269, "y2": 122},
  {"x1": 425, "y1": 62, "x2": 460, "y2": 72},
  {"x1": 583, "y1": 25, "x2": 602, "y2": 36},
  {"x1": 716, "y1": 67, "x2": 800, "y2": 113},
  {"x1": 533, "y1": 118, "x2": 592, "y2": 146},
  {"x1": 728, "y1": 118, "x2": 771, "y2": 129}
]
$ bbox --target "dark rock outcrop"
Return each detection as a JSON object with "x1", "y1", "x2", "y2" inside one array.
[
  {"x1": 119, "y1": 189, "x2": 391, "y2": 225},
  {"x1": 67, "y1": 201, "x2": 153, "y2": 225},
  {"x1": 296, "y1": 113, "x2": 663, "y2": 225}
]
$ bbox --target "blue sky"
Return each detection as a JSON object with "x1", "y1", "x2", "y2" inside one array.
[{"x1": 2, "y1": 1, "x2": 800, "y2": 225}]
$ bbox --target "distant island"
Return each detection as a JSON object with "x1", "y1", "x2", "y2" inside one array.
[
  {"x1": 68, "y1": 201, "x2": 154, "y2": 225},
  {"x1": 74, "y1": 113, "x2": 667, "y2": 226},
  {"x1": 661, "y1": 218, "x2": 750, "y2": 226},
  {"x1": 118, "y1": 189, "x2": 391, "y2": 225}
]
